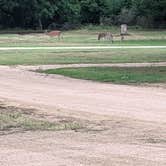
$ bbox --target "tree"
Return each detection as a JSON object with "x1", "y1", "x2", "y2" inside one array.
[
  {"x1": 80, "y1": 0, "x2": 106, "y2": 24},
  {"x1": 0, "y1": 0, "x2": 165, "y2": 29}
]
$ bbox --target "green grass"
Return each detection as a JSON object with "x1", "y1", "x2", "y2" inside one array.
[
  {"x1": 0, "y1": 27, "x2": 165, "y2": 65},
  {"x1": 0, "y1": 37, "x2": 165, "y2": 47},
  {"x1": 0, "y1": 26, "x2": 166, "y2": 47},
  {"x1": 42, "y1": 66, "x2": 166, "y2": 84},
  {"x1": 0, "y1": 105, "x2": 81, "y2": 133},
  {"x1": 0, "y1": 48, "x2": 166, "y2": 65}
]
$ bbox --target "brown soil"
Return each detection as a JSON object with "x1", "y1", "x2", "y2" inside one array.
[{"x1": 0, "y1": 64, "x2": 166, "y2": 166}]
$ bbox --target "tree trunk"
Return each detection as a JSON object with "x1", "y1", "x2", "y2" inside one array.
[{"x1": 38, "y1": 18, "x2": 43, "y2": 30}]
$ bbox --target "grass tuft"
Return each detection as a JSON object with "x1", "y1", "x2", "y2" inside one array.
[{"x1": 0, "y1": 106, "x2": 82, "y2": 134}]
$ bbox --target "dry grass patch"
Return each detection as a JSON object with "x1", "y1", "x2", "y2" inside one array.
[{"x1": 0, "y1": 103, "x2": 82, "y2": 135}]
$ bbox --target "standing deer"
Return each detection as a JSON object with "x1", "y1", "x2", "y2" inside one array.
[
  {"x1": 98, "y1": 32, "x2": 114, "y2": 43},
  {"x1": 45, "y1": 30, "x2": 62, "y2": 40}
]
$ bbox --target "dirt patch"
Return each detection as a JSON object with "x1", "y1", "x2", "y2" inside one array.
[
  {"x1": 1, "y1": 101, "x2": 165, "y2": 146},
  {"x1": 0, "y1": 102, "x2": 166, "y2": 166},
  {"x1": 16, "y1": 62, "x2": 166, "y2": 70}
]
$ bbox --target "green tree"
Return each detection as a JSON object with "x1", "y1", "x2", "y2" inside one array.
[{"x1": 80, "y1": 0, "x2": 106, "y2": 24}]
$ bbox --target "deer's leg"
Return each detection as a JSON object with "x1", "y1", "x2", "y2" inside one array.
[
  {"x1": 58, "y1": 35, "x2": 60, "y2": 40},
  {"x1": 121, "y1": 34, "x2": 124, "y2": 41}
]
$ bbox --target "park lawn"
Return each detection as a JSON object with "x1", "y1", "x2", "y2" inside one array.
[
  {"x1": 0, "y1": 26, "x2": 166, "y2": 47},
  {"x1": 0, "y1": 27, "x2": 165, "y2": 65},
  {"x1": 0, "y1": 48, "x2": 166, "y2": 65},
  {"x1": 42, "y1": 66, "x2": 166, "y2": 84},
  {"x1": 0, "y1": 36, "x2": 165, "y2": 47}
]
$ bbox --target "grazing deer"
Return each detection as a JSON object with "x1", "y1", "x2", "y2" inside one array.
[
  {"x1": 45, "y1": 30, "x2": 62, "y2": 40},
  {"x1": 98, "y1": 32, "x2": 113, "y2": 43}
]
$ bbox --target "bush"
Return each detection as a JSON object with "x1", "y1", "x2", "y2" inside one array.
[
  {"x1": 136, "y1": 16, "x2": 154, "y2": 28},
  {"x1": 61, "y1": 22, "x2": 80, "y2": 30}
]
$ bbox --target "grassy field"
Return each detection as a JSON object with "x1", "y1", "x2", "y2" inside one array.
[
  {"x1": 0, "y1": 48, "x2": 166, "y2": 65},
  {"x1": 0, "y1": 27, "x2": 166, "y2": 65},
  {"x1": 42, "y1": 66, "x2": 166, "y2": 84},
  {"x1": 0, "y1": 26, "x2": 166, "y2": 47}
]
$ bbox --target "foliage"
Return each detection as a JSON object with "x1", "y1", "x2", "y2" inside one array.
[{"x1": 0, "y1": 0, "x2": 165, "y2": 29}]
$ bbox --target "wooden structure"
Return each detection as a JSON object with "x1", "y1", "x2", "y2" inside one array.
[{"x1": 120, "y1": 24, "x2": 128, "y2": 35}]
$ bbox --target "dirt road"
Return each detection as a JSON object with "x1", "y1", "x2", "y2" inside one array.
[
  {"x1": 0, "y1": 64, "x2": 166, "y2": 166},
  {"x1": 0, "y1": 65, "x2": 166, "y2": 122}
]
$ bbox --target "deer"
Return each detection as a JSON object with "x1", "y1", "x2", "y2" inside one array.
[
  {"x1": 98, "y1": 32, "x2": 114, "y2": 43},
  {"x1": 45, "y1": 30, "x2": 62, "y2": 40}
]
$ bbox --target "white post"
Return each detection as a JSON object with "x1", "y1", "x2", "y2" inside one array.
[{"x1": 121, "y1": 24, "x2": 128, "y2": 35}]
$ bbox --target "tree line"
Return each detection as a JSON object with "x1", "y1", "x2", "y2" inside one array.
[{"x1": 0, "y1": 0, "x2": 165, "y2": 30}]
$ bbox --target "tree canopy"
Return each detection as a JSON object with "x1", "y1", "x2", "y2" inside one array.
[{"x1": 0, "y1": 0, "x2": 165, "y2": 29}]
